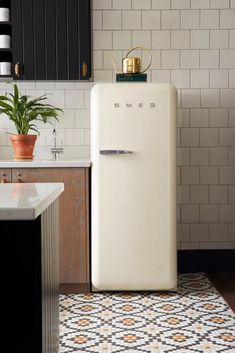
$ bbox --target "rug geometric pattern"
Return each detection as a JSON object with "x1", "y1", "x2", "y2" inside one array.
[{"x1": 59, "y1": 273, "x2": 235, "y2": 352}]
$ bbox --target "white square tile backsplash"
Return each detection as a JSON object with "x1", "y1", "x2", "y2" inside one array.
[
  {"x1": 191, "y1": 70, "x2": 209, "y2": 88},
  {"x1": 229, "y1": 69, "x2": 235, "y2": 87},
  {"x1": 211, "y1": 0, "x2": 230, "y2": 8},
  {"x1": 122, "y1": 10, "x2": 141, "y2": 29},
  {"x1": 171, "y1": 0, "x2": 190, "y2": 9},
  {"x1": 152, "y1": 0, "x2": 171, "y2": 10},
  {"x1": 190, "y1": 108, "x2": 209, "y2": 127},
  {"x1": 210, "y1": 30, "x2": 229, "y2": 49},
  {"x1": 200, "y1": 10, "x2": 220, "y2": 29},
  {"x1": 161, "y1": 10, "x2": 181, "y2": 29},
  {"x1": 210, "y1": 147, "x2": 229, "y2": 165},
  {"x1": 220, "y1": 9, "x2": 235, "y2": 28},
  {"x1": 113, "y1": 0, "x2": 131, "y2": 9},
  {"x1": 103, "y1": 10, "x2": 122, "y2": 30},
  {"x1": 181, "y1": 89, "x2": 200, "y2": 108},
  {"x1": 0, "y1": 0, "x2": 234, "y2": 249},
  {"x1": 181, "y1": 10, "x2": 199, "y2": 29},
  {"x1": 230, "y1": 30, "x2": 235, "y2": 47},
  {"x1": 152, "y1": 30, "x2": 170, "y2": 49},
  {"x1": 191, "y1": 0, "x2": 210, "y2": 9},
  {"x1": 180, "y1": 50, "x2": 199, "y2": 69},
  {"x1": 161, "y1": 50, "x2": 180, "y2": 69},
  {"x1": 210, "y1": 69, "x2": 229, "y2": 88},
  {"x1": 191, "y1": 30, "x2": 209, "y2": 49},
  {"x1": 142, "y1": 10, "x2": 161, "y2": 30},
  {"x1": 200, "y1": 50, "x2": 219, "y2": 68},
  {"x1": 171, "y1": 30, "x2": 189, "y2": 49},
  {"x1": 191, "y1": 224, "x2": 209, "y2": 242}
]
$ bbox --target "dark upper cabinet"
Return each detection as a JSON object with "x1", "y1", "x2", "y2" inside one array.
[
  {"x1": 0, "y1": 0, "x2": 12, "y2": 77},
  {"x1": 9, "y1": 0, "x2": 91, "y2": 80}
]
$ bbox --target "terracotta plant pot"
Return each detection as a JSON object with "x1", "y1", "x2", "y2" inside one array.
[{"x1": 10, "y1": 134, "x2": 37, "y2": 161}]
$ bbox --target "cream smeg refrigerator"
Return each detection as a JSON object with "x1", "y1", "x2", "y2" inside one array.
[{"x1": 91, "y1": 83, "x2": 177, "y2": 291}]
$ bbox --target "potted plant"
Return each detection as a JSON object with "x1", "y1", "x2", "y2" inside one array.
[{"x1": 0, "y1": 84, "x2": 62, "y2": 160}]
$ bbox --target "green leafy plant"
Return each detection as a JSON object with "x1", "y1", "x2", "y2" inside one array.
[{"x1": 0, "y1": 83, "x2": 62, "y2": 134}]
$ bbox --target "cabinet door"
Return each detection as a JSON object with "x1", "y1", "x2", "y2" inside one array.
[
  {"x1": 11, "y1": 0, "x2": 91, "y2": 80},
  {"x1": 12, "y1": 168, "x2": 90, "y2": 284},
  {"x1": 0, "y1": 169, "x2": 11, "y2": 183}
]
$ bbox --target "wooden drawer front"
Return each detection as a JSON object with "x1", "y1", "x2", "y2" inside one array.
[{"x1": 12, "y1": 168, "x2": 89, "y2": 284}]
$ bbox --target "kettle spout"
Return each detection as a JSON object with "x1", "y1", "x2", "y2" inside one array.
[{"x1": 106, "y1": 52, "x2": 122, "y2": 74}]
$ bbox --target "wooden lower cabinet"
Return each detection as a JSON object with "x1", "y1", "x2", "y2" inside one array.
[{"x1": 11, "y1": 168, "x2": 90, "y2": 289}]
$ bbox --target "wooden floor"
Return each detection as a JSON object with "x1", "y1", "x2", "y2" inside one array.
[{"x1": 207, "y1": 272, "x2": 235, "y2": 313}]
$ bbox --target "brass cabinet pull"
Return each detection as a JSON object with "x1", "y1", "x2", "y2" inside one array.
[
  {"x1": 15, "y1": 62, "x2": 20, "y2": 77},
  {"x1": 82, "y1": 62, "x2": 88, "y2": 77},
  {"x1": 17, "y1": 173, "x2": 23, "y2": 183},
  {"x1": 1, "y1": 173, "x2": 7, "y2": 183}
]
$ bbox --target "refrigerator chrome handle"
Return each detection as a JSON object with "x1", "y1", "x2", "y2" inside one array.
[{"x1": 100, "y1": 149, "x2": 133, "y2": 155}]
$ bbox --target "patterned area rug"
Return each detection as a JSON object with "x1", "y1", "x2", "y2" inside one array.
[{"x1": 59, "y1": 273, "x2": 235, "y2": 352}]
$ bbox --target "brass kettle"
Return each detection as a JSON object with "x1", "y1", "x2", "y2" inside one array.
[{"x1": 109, "y1": 46, "x2": 152, "y2": 74}]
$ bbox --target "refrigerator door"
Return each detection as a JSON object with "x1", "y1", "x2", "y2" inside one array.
[{"x1": 91, "y1": 83, "x2": 177, "y2": 291}]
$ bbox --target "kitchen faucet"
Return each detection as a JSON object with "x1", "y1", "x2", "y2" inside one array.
[{"x1": 51, "y1": 128, "x2": 64, "y2": 160}]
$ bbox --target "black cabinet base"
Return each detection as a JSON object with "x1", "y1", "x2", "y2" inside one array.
[
  {"x1": 0, "y1": 200, "x2": 59, "y2": 353},
  {"x1": 178, "y1": 249, "x2": 235, "y2": 273}
]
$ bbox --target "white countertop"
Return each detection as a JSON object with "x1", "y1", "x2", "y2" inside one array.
[
  {"x1": 0, "y1": 183, "x2": 64, "y2": 220},
  {"x1": 0, "y1": 159, "x2": 90, "y2": 168}
]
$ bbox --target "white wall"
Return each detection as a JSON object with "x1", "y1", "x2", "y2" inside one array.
[{"x1": 0, "y1": 0, "x2": 235, "y2": 249}]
